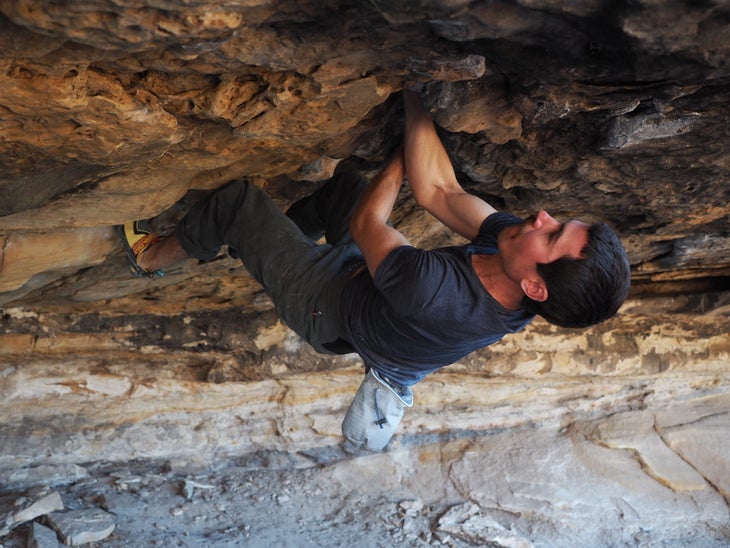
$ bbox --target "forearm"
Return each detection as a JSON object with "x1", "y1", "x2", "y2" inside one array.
[
  {"x1": 403, "y1": 90, "x2": 459, "y2": 204},
  {"x1": 403, "y1": 90, "x2": 496, "y2": 240},
  {"x1": 350, "y1": 149, "x2": 410, "y2": 276},
  {"x1": 351, "y1": 149, "x2": 405, "y2": 233}
]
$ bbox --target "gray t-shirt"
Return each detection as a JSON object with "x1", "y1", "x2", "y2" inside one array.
[{"x1": 341, "y1": 212, "x2": 534, "y2": 386}]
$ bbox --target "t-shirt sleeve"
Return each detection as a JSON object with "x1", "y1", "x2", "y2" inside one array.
[
  {"x1": 472, "y1": 212, "x2": 524, "y2": 247},
  {"x1": 372, "y1": 245, "x2": 448, "y2": 317}
]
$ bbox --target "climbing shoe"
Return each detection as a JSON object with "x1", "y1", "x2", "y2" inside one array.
[{"x1": 115, "y1": 219, "x2": 165, "y2": 278}]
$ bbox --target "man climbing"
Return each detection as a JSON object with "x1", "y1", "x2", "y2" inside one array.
[{"x1": 118, "y1": 90, "x2": 631, "y2": 451}]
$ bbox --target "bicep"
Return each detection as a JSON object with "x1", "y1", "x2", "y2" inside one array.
[{"x1": 414, "y1": 183, "x2": 497, "y2": 241}]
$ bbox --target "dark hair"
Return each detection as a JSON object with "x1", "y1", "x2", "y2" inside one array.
[{"x1": 522, "y1": 222, "x2": 631, "y2": 328}]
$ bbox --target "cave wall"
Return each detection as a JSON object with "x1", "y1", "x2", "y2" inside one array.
[
  {"x1": 0, "y1": 1, "x2": 729, "y2": 546},
  {"x1": 0, "y1": 0, "x2": 729, "y2": 293}
]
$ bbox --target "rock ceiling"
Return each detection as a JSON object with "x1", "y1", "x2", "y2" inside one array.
[{"x1": 0, "y1": 0, "x2": 728, "y2": 301}]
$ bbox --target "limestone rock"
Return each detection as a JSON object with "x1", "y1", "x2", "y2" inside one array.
[
  {"x1": 425, "y1": 77, "x2": 523, "y2": 143},
  {"x1": 44, "y1": 509, "x2": 116, "y2": 546},
  {"x1": 0, "y1": 489, "x2": 63, "y2": 537},
  {"x1": 660, "y1": 413, "x2": 730, "y2": 497},
  {"x1": 447, "y1": 427, "x2": 729, "y2": 546},
  {"x1": 437, "y1": 503, "x2": 533, "y2": 548},
  {"x1": 0, "y1": 227, "x2": 118, "y2": 293},
  {"x1": 594, "y1": 410, "x2": 707, "y2": 491},
  {"x1": 0, "y1": 465, "x2": 89, "y2": 493},
  {"x1": 27, "y1": 522, "x2": 59, "y2": 548},
  {"x1": 0, "y1": 1, "x2": 727, "y2": 546}
]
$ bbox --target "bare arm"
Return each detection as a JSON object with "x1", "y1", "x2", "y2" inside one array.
[
  {"x1": 403, "y1": 90, "x2": 497, "y2": 240},
  {"x1": 350, "y1": 148, "x2": 411, "y2": 277}
]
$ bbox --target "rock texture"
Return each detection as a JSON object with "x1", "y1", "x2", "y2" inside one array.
[{"x1": 0, "y1": 1, "x2": 728, "y2": 546}]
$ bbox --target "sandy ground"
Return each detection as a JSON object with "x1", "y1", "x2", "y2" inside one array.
[
  {"x1": 2, "y1": 427, "x2": 728, "y2": 547},
  {"x1": 1, "y1": 445, "x2": 474, "y2": 548}
]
